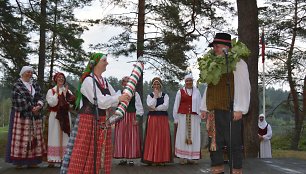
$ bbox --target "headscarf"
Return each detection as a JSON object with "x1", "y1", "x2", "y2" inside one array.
[
  {"x1": 184, "y1": 73, "x2": 193, "y2": 81},
  {"x1": 258, "y1": 113, "x2": 268, "y2": 129},
  {"x1": 75, "y1": 53, "x2": 107, "y2": 109},
  {"x1": 19, "y1": 66, "x2": 33, "y2": 77},
  {"x1": 53, "y1": 72, "x2": 66, "y2": 84},
  {"x1": 151, "y1": 77, "x2": 162, "y2": 88},
  {"x1": 121, "y1": 76, "x2": 129, "y2": 85}
]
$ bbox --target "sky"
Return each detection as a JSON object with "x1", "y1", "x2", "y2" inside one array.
[
  {"x1": 74, "y1": 0, "x2": 271, "y2": 84},
  {"x1": 2, "y1": 0, "x2": 280, "y2": 88},
  {"x1": 73, "y1": 0, "x2": 206, "y2": 83},
  {"x1": 73, "y1": 0, "x2": 293, "y2": 91}
]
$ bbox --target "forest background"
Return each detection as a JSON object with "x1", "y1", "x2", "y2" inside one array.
[{"x1": 0, "y1": 0, "x2": 305, "y2": 158}]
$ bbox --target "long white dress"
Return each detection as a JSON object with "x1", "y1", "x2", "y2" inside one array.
[
  {"x1": 46, "y1": 86, "x2": 73, "y2": 163},
  {"x1": 173, "y1": 87, "x2": 202, "y2": 160},
  {"x1": 258, "y1": 115, "x2": 272, "y2": 158}
]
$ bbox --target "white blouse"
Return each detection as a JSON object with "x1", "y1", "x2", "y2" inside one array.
[
  {"x1": 146, "y1": 92, "x2": 169, "y2": 111},
  {"x1": 80, "y1": 76, "x2": 120, "y2": 109},
  {"x1": 46, "y1": 86, "x2": 73, "y2": 107},
  {"x1": 117, "y1": 90, "x2": 144, "y2": 116}
]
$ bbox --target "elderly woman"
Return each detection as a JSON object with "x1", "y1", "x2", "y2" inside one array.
[
  {"x1": 46, "y1": 72, "x2": 75, "y2": 167},
  {"x1": 142, "y1": 77, "x2": 172, "y2": 165},
  {"x1": 60, "y1": 53, "x2": 130, "y2": 174},
  {"x1": 5, "y1": 66, "x2": 46, "y2": 168}
]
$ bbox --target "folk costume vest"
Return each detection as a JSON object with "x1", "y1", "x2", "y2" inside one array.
[
  {"x1": 79, "y1": 77, "x2": 110, "y2": 116},
  {"x1": 207, "y1": 73, "x2": 234, "y2": 111},
  {"x1": 148, "y1": 92, "x2": 168, "y2": 116},
  {"x1": 258, "y1": 124, "x2": 268, "y2": 136},
  {"x1": 48, "y1": 87, "x2": 75, "y2": 136},
  {"x1": 177, "y1": 88, "x2": 195, "y2": 145},
  {"x1": 126, "y1": 95, "x2": 136, "y2": 112},
  {"x1": 178, "y1": 88, "x2": 197, "y2": 115}
]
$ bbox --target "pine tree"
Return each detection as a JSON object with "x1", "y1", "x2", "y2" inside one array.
[
  {"x1": 236, "y1": 0, "x2": 260, "y2": 158},
  {"x1": 91, "y1": 0, "x2": 234, "y2": 80},
  {"x1": 0, "y1": 0, "x2": 31, "y2": 85},
  {"x1": 2, "y1": 0, "x2": 95, "y2": 90},
  {"x1": 259, "y1": 0, "x2": 306, "y2": 150}
]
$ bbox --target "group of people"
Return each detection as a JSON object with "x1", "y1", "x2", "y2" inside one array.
[{"x1": 5, "y1": 32, "x2": 265, "y2": 174}]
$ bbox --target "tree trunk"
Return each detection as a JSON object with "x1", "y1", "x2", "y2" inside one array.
[
  {"x1": 236, "y1": 0, "x2": 259, "y2": 158},
  {"x1": 137, "y1": 0, "x2": 145, "y2": 143},
  {"x1": 137, "y1": 0, "x2": 145, "y2": 98},
  {"x1": 38, "y1": 0, "x2": 47, "y2": 89},
  {"x1": 287, "y1": 0, "x2": 303, "y2": 150},
  {"x1": 49, "y1": 0, "x2": 58, "y2": 88}
]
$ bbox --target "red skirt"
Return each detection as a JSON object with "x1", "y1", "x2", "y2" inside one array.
[
  {"x1": 67, "y1": 114, "x2": 112, "y2": 174},
  {"x1": 113, "y1": 112, "x2": 141, "y2": 158},
  {"x1": 143, "y1": 115, "x2": 172, "y2": 163}
]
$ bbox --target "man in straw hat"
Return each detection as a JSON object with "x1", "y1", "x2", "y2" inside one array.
[{"x1": 200, "y1": 33, "x2": 251, "y2": 174}]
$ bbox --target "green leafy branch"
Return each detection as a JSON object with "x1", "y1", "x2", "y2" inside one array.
[{"x1": 198, "y1": 39, "x2": 250, "y2": 85}]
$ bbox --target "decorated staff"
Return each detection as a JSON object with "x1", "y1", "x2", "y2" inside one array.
[{"x1": 108, "y1": 58, "x2": 144, "y2": 125}]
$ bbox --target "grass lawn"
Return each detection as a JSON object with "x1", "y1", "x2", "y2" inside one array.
[
  {"x1": 273, "y1": 149, "x2": 306, "y2": 160},
  {"x1": 0, "y1": 126, "x2": 8, "y2": 158}
]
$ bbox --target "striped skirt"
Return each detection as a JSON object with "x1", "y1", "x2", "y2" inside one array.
[
  {"x1": 66, "y1": 114, "x2": 112, "y2": 174},
  {"x1": 113, "y1": 112, "x2": 141, "y2": 159}
]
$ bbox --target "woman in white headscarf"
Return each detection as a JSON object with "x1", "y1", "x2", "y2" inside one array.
[
  {"x1": 173, "y1": 74, "x2": 202, "y2": 164},
  {"x1": 5, "y1": 66, "x2": 46, "y2": 168},
  {"x1": 258, "y1": 114, "x2": 272, "y2": 158}
]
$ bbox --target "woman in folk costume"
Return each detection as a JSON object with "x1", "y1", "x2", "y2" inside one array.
[
  {"x1": 173, "y1": 74, "x2": 202, "y2": 164},
  {"x1": 258, "y1": 114, "x2": 272, "y2": 158},
  {"x1": 60, "y1": 53, "x2": 130, "y2": 174},
  {"x1": 5, "y1": 66, "x2": 46, "y2": 168},
  {"x1": 142, "y1": 77, "x2": 172, "y2": 165},
  {"x1": 113, "y1": 76, "x2": 144, "y2": 166},
  {"x1": 46, "y1": 72, "x2": 75, "y2": 167}
]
